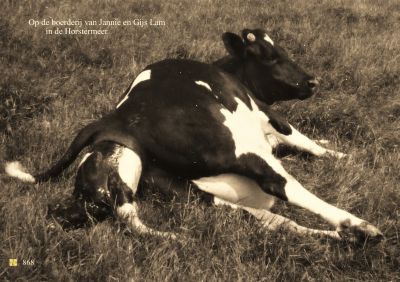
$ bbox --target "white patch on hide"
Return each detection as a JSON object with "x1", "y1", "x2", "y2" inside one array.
[
  {"x1": 220, "y1": 96, "x2": 272, "y2": 158},
  {"x1": 116, "y1": 69, "x2": 151, "y2": 108},
  {"x1": 195, "y1": 80, "x2": 212, "y2": 91},
  {"x1": 78, "y1": 152, "x2": 93, "y2": 168},
  {"x1": 117, "y1": 147, "x2": 142, "y2": 194}
]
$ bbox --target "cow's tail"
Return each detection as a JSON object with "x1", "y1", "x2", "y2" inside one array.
[{"x1": 5, "y1": 114, "x2": 139, "y2": 183}]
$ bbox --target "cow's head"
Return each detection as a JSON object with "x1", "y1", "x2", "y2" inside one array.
[{"x1": 222, "y1": 28, "x2": 319, "y2": 104}]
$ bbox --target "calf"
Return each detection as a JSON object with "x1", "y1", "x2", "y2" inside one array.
[
  {"x1": 72, "y1": 142, "x2": 176, "y2": 237},
  {"x1": 6, "y1": 29, "x2": 382, "y2": 242}
]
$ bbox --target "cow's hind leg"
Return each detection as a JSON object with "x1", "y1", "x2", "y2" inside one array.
[
  {"x1": 193, "y1": 174, "x2": 340, "y2": 240},
  {"x1": 215, "y1": 198, "x2": 341, "y2": 239},
  {"x1": 230, "y1": 154, "x2": 383, "y2": 242},
  {"x1": 280, "y1": 175, "x2": 382, "y2": 242}
]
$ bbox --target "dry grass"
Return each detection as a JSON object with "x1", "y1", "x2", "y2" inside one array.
[{"x1": 1, "y1": 0, "x2": 399, "y2": 280}]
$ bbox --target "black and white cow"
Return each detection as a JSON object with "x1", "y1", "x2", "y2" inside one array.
[{"x1": 5, "y1": 29, "x2": 383, "y2": 242}]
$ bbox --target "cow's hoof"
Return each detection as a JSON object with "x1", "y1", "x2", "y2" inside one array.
[
  {"x1": 336, "y1": 152, "x2": 347, "y2": 159},
  {"x1": 47, "y1": 222, "x2": 58, "y2": 231},
  {"x1": 169, "y1": 233, "x2": 178, "y2": 240},
  {"x1": 315, "y1": 139, "x2": 330, "y2": 144},
  {"x1": 338, "y1": 220, "x2": 384, "y2": 244},
  {"x1": 327, "y1": 150, "x2": 347, "y2": 159},
  {"x1": 154, "y1": 231, "x2": 178, "y2": 240}
]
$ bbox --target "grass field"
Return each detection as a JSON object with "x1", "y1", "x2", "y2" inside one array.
[{"x1": 1, "y1": 0, "x2": 399, "y2": 280}]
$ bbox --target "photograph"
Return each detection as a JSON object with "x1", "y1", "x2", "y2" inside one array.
[{"x1": 1, "y1": 0, "x2": 399, "y2": 280}]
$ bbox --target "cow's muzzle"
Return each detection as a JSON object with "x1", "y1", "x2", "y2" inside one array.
[
  {"x1": 299, "y1": 77, "x2": 320, "y2": 100},
  {"x1": 306, "y1": 77, "x2": 320, "y2": 90}
]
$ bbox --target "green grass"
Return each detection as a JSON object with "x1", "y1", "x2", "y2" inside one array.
[{"x1": 1, "y1": 0, "x2": 399, "y2": 280}]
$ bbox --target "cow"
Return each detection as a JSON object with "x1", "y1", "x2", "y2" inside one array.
[
  {"x1": 53, "y1": 141, "x2": 340, "y2": 239},
  {"x1": 5, "y1": 28, "x2": 383, "y2": 243}
]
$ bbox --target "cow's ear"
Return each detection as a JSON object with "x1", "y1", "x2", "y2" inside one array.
[{"x1": 222, "y1": 32, "x2": 246, "y2": 58}]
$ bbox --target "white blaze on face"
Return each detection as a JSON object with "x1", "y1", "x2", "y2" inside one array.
[
  {"x1": 117, "y1": 147, "x2": 142, "y2": 194},
  {"x1": 116, "y1": 69, "x2": 151, "y2": 108},
  {"x1": 263, "y1": 34, "x2": 274, "y2": 46},
  {"x1": 220, "y1": 96, "x2": 272, "y2": 158}
]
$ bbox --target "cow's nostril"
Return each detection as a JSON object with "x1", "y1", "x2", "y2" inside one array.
[{"x1": 307, "y1": 78, "x2": 320, "y2": 89}]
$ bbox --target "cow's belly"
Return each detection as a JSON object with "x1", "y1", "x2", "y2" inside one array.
[{"x1": 192, "y1": 173, "x2": 275, "y2": 210}]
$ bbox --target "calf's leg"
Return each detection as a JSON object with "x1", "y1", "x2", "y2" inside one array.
[{"x1": 109, "y1": 146, "x2": 177, "y2": 239}]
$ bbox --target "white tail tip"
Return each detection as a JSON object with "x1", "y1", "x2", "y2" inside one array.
[{"x1": 5, "y1": 161, "x2": 36, "y2": 183}]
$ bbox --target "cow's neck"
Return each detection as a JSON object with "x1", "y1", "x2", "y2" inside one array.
[{"x1": 213, "y1": 56, "x2": 272, "y2": 105}]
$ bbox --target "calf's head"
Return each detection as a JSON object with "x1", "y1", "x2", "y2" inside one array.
[
  {"x1": 47, "y1": 143, "x2": 130, "y2": 230},
  {"x1": 46, "y1": 152, "x2": 112, "y2": 230},
  {"x1": 222, "y1": 28, "x2": 319, "y2": 104},
  {"x1": 74, "y1": 151, "x2": 112, "y2": 205}
]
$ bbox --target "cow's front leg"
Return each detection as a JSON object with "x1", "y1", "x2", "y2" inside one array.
[
  {"x1": 256, "y1": 103, "x2": 346, "y2": 158},
  {"x1": 231, "y1": 154, "x2": 383, "y2": 243},
  {"x1": 273, "y1": 125, "x2": 346, "y2": 159}
]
